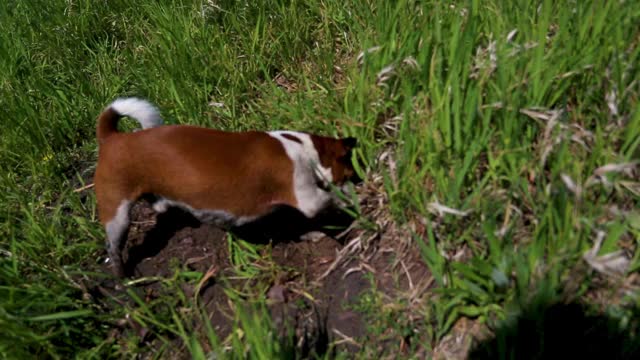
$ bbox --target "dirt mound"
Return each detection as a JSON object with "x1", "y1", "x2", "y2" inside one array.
[{"x1": 90, "y1": 200, "x2": 383, "y2": 356}]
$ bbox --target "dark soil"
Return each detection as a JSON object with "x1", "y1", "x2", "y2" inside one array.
[{"x1": 91, "y1": 200, "x2": 381, "y2": 357}]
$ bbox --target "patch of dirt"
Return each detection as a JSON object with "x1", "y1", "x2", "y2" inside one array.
[{"x1": 89, "y1": 199, "x2": 390, "y2": 357}]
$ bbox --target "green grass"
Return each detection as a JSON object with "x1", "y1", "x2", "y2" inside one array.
[{"x1": 1, "y1": 0, "x2": 639, "y2": 358}]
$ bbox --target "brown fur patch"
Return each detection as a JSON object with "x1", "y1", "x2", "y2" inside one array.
[
  {"x1": 309, "y1": 135, "x2": 357, "y2": 183},
  {"x1": 94, "y1": 127, "x2": 298, "y2": 223}
]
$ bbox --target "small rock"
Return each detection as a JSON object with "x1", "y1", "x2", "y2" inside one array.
[{"x1": 267, "y1": 284, "x2": 287, "y2": 303}]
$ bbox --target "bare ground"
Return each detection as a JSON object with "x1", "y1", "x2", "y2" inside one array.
[{"x1": 85, "y1": 196, "x2": 433, "y2": 358}]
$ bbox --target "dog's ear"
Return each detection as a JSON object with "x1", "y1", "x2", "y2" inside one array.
[{"x1": 341, "y1": 137, "x2": 358, "y2": 150}]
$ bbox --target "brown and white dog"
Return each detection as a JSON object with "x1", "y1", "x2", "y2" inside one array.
[{"x1": 94, "y1": 97, "x2": 358, "y2": 277}]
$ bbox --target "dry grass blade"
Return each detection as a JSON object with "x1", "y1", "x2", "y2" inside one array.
[
  {"x1": 593, "y1": 162, "x2": 638, "y2": 176},
  {"x1": 400, "y1": 260, "x2": 414, "y2": 290},
  {"x1": 376, "y1": 64, "x2": 396, "y2": 87},
  {"x1": 585, "y1": 162, "x2": 638, "y2": 188},
  {"x1": 561, "y1": 173, "x2": 582, "y2": 198},
  {"x1": 73, "y1": 183, "x2": 94, "y2": 192},
  {"x1": 428, "y1": 201, "x2": 471, "y2": 217},
  {"x1": 0, "y1": 248, "x2": 13, "y2": 257},
  {"x1": 605, "y1": 88, "x2": 619, "y2": 117},
  {"x1": 583, "y1": 230, "x2": 630, "y2": 277},
  {"x1": 332, "y1": 328, "x2": 361, "y2": 347},
  {"x1": 195, "y1": 265, "x2": 218, "y2": 296},
  {"x1": 402, "y1": 56, "x2": 419, "y2": 69},
  {"x1": 356, "y1": 45, "x2": 382, "y2": 66},
  {"x1": 519, "y1": 108, "x2": 562, "y2": 124},
  {"x1": 470, "y1": 37, "x2": 497, "y2": 79},
  {"x1": 317, "y1": 248, "x2": 345, "y2": 281}
]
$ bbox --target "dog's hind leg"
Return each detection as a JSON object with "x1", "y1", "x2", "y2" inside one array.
[
  {"x1": 97, "y1": 191, "x2": 133, "y2": 278},
  {"x1": 105, "y1": 200, "x2": 132, "y2": 277}
]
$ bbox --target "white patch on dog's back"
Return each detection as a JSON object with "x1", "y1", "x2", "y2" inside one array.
[
  {"x1": 110, "y1": 97, "x2": 163, "y2": 130},
  {"x1": 268, "y1": 131, "x2": 333, "y2": 218}
]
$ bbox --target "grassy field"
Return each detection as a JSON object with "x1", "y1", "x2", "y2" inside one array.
[{"x1": 1, "y1": 0, "x2": 639, "y2": 358}]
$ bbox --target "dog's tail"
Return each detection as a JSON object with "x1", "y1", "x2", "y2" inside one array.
[{"x1": 97, "y1": 97, "x2": 163, "y2": 142}]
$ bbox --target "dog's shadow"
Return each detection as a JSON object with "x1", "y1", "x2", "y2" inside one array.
[
  {"x1": 232, "y1": 204, "x2": 355, "y2": 244},
  {"x1": 124, "y1": 203, "x2": 356, "y2": 276},
  {"x1": 124, "y1": 207, "x2": 200, "y2": 276}
]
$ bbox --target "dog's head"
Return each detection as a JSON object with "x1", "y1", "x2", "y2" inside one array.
[{"x1": 311, "y1": 135, "x2": 361, "y2": 185}]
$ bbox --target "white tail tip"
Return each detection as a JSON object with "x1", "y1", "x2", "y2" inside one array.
[{"x1": 109, "y1": 97, "x2": 163, "y2": 130}]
